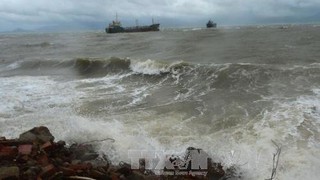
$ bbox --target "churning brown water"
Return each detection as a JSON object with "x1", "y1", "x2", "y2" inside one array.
[{"x1": 1, "y1": 24, "x2": 320, "y2": 179}]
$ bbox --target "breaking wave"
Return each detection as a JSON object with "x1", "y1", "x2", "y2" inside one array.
[
  {"x1": 1, "y1": 57, "x2": 320, "y2": 179},
  {"x1": 3, "y1": 57, "x2": 320, "y2": 84}
]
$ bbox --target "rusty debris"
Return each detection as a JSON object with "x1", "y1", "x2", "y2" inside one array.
[{"x1": 0, "y1": 126, "x2": 233, "y2": 180}]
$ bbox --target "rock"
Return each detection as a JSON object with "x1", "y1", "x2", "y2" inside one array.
[
  {"x1": 110, "y1": 172, "x2": 121, "y2": 180},
  {"x1": 18, "y1": 144, "x2": 33, "y2": 155},
  {"x1": 38, "y1": 164, "x2": 57, "y2": 179},
  {"x1": 26, "y1": 159, "x2": 38, "y2": 166},
  {"x1": 116, "y1": 162, "x2": 132, "y2": 177},
  {"x1": 0, "y1": 139, "x2": 33, "y2": 146},
  {"x1": 81, "y1": 153, "x2": 100, "y2": 161},
  {"x1": 127, "y1": 171, "x2": 148, "y2": 180},
  {"x1": 49, "y1": 171, "x2": 64, "y2": 180},
  {"x1": 68, "y1": 163, "x2": 92, "y2": 171},
  {"x1": 37, "y1": 154, "x2": 50, "y2": 167},
  {"x1": 19, "y1": 126, "x2": 54, "y2": 144},
  {"x1": 59, "y1": 167, "x2": 76, "y2": 176},
  {"x1": 65, "y1": 176, "x2": 97, "y2": 180},
  {"x1": 57, "y1": 140, "x2": 66, "y2": 146},
  {"x1": 0, "y1": 145, "x2": 18, "y2": 160},
  {"x1": 88, "y1": 169, "x2": 111, "y2": 180},
  {"x1": 69, "y1": 144, "x2": 99, "y2": 161},
  {"x1": 23, "y1": 166, "x2": 41, "y2": 179},
  {"x1": 52, "y1": 157, "x2": 64, "y2": 165},
  {"x1": 207, "y1": 159, "x2": 225, "y2": 180},
  {"x1": 41, "y1": 141, "x2": 55, "y2": 151},
  {"x1": 0, "y1": 166, "x2": 19, "y2": 179},
  {"x1": 16, "y1": 154, "x2": 29, "y2": 163},
  {"x1": 71, "y1": 160, "x2": 82, "y2": 165}
]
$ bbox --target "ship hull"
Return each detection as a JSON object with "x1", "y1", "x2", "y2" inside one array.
[
  {"x1": 207, "y1": 23, "x2": 217, "y2": 28},
  {"x1": 106, "y1": 24, "x2": 160, "y2": 33}
]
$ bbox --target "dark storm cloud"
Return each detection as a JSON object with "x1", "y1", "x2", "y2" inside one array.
[{"x1": 0, "y1": 0, "x2": 319, "y2": 31}]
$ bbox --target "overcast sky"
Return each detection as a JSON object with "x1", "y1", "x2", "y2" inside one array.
[{"x1": 1, "y1": 0, "x2": 320, "y2": 31}]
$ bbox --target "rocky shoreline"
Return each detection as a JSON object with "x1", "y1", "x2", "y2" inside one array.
[{"x1": 0, "y1": 126, "x2": 238, "y2": 180}]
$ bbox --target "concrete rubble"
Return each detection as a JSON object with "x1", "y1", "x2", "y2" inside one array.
[{"x1": 0, "y1": 126, "x2": 237, "y2": 180}]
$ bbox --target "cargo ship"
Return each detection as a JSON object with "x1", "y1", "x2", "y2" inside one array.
[
  {"x1": 206, "y1": 20, "x2": 217, "y2": 28},
  {"x1": 105, "y1": 15, "x2": 160, "y2": 33}
]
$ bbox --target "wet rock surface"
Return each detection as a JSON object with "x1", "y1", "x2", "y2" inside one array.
[
  {"x1": 0, "y1": 126, "x2": 237, "y2": 180},
  {"x1": 19, "y1": 126, "x2": 54, "y2": 144}
]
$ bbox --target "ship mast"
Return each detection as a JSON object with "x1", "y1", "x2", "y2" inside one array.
[
  {"x1": 116, "y1": 12, "x2": 118, "y2": 22},
  {"x1": 113, "y1": 12, "x2": 121, "y2": 26}
]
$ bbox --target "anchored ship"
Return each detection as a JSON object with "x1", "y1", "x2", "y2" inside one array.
[
  {"x1": 106, "y1": 15, "x2": 160, "y2": 33},
  {"x1": 206, "y1": 19, "x2": 217, "y2": 28}
]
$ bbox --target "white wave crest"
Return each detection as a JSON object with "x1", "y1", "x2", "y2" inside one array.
[{"x1": 129, "y1": 59, "x2": 170, "y2": 75}]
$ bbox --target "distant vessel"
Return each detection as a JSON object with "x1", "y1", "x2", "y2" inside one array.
[
  {"x1": 206, "y1": 20, "x2": 217, "y2": 28},
  {"x1": 106, "y1": 14, "x2": 160, "y2": 33}
]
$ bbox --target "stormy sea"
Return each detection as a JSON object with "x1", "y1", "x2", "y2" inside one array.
[{"x1": 1, "y1": 24, "x2": 320, "y2": 179}]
